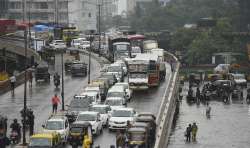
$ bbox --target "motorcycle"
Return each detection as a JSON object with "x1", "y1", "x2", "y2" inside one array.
[{"x1": 10, "y1": 130, "x2": 19, "y2": 144}]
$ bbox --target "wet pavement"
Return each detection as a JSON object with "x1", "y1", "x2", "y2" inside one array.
[
  {"x1": 0, "y1": 53, "x2": 172, "y2": 148},
  {"x1": 168, "y1": 82, "x2": 250, "y2": 148},
  {"x1": 0, "y1": 52, "x2": 101, "y2": 138}
]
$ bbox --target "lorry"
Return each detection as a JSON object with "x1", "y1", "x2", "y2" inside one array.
[
  {"x1": 127, "y1": 58, "x2": 149, "y2": 90},
  {"x1": 70, "y1": 61, "x2": 87, "y2": 77}
]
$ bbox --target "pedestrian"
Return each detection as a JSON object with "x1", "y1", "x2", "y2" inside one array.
[
  {"x1": 0, "y1": 132, "x2": 10, "y2": 148},
  {"x1": 28, "y1": 70, "x2": 33, "y2": 87},
  {"x1": 185, "y1": 124, "x2": 192, "y2": 142},
  {"x1": 29, "y1": 111, "x2": 35, "y2": 136},
  {"x1": 10, "y1": 74, "x2": 16, "y2": 95},
  {"x1": 191, "y1": 122, "x2": 198, "y2": 142},
  {"x1": 51, "y1": 94, "x2": 61, "y2": 114},
  {"x1": 116, "y1": 130, "x2": 126, "y2": 148},
  {"x1": 206, "y1": 103, "x2": 211, "y2": 118}
]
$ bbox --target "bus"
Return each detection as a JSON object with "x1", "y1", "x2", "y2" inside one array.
[
  {"x1": 136, "y1": 53, "x2": 160, "y2": 87},
  {"x1": 63, "y1": 28, "x2": 80, "y2": 46}
]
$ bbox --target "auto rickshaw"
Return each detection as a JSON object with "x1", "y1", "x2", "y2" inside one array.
[
  {"x1": 135, "y1": 116, "x2": 156, "y2": 143},
  {"x1": 127, "y1": 127, "x2": 149, "y2": 148},
  {"x1": 28, "y1": 132, "x2": 62, "y2": 148},
  {"x1": 68, "y1": 122, "x2": 93, "y2": 147}
]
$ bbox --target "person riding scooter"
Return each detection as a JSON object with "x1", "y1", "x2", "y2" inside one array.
[
  {"x1": 10, "y1": 119, "x2": 21, "y2": 143},
  {"x1": 53, "y1": 72, "x2": 60, "y2": 88}
]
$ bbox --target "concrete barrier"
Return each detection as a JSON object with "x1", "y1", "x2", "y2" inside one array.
[{"x1": 154, "y1": 51, "x2": 180, "y2": 148}]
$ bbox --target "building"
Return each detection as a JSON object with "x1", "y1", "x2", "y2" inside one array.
[
  {"x1": 7, "y1": 0, "x2": 68, "y2": 24},
  {"x1": 68, "y1": 0, "x2": 97, "y2": 31}
]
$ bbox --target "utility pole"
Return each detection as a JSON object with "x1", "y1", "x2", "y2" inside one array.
[
  {"x1": 28, "y1": 0, "x2": 31, "y2": 48},
  {"x1": 61, "y1": 51, "x2": 64, "y2": 111},
  {"x1": 98, "y1": 3, "x2": 101, "y2": 57},
  {"x1": 22, "y1": 0, "x2": 27, "y2": 145}
]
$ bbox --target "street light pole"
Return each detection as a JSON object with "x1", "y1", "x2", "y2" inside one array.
[
  {"x1": 61, "y1": 51, "x2": 64, "y2": 111},
  {"x1": 98, "y1": 3, "x2": 101, "y2": 57},
  {"x1": 22, "y1": 0, "x2": 27, "y2": 145},
  {"x1": 88, "y1": 39, "x2": 91, "y2": 84}
]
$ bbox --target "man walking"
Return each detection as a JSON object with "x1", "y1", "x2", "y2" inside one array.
[
  {"x1": 185, "y1": 124, "x2": 192, "y2": 142},
  {"x1": 51, "y1": 94, "x2": 60, "y2": 113},
  {"x1": 10, "y1": 74, "x2": 16, "y2": 95},
  {"x1": 192, "y1": 122, "x2": 198, "y2": 142}
]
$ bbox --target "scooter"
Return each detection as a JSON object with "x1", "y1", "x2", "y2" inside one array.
[{"x1": 10, "y1": 130, "x2": 19, "y2": 144}]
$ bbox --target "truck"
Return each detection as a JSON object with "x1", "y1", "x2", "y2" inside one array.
[
  {"x1": 70, "y1": 61, "x2": 87, "y2": 77},
  {"x1": 127, "y1": 58, "x2": 149, "y2": 90}
]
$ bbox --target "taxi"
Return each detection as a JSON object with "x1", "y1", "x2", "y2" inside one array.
[{"x1": 28, "y1": 132, "x2": 62, "y2": 148}]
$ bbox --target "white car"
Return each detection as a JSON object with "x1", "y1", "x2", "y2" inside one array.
[
  {"x1": 49, "y1": 40, "x2": 66, "y2": 49},
  {"x1": 115, "y1": 82, "x2": 133, "y2": 101},
  {"x1": 76, "y1": 111, "x2": 103, "y2": 135},
  {"x1": 84, "y1": 86, "x2": 101, "y2": 100},
  {"x1": 105, "y1": 97, "x2": 126, "y2": 110},
  {"x1": 107, "y1": 63, "x2": 124, "y2": 82},
  {"x1": 71, "y1": 38, "x2": 83, "y2": 48},
  {"x1": 80, "y1": 41, "x2": 90, "y2": 50},
  {"x1": 114, "y1": 60, "x2": 128, "y2": 76},
  {"x1": 81, "y1": 91, "x2": 101, "y2": 104},
  {"x1": 108, "y1": 108, "x2": 137, "y2": 130},
  {"x1": 107, "y1": 86, "x2": 127, "y2": 102},
  {"x1": 42, "y1": 116, "x2": 69, "y2": 143},
  {"x1": 90, "y1": 104, "x2": 111, "y2": 127},
  {"x1": 230, "y1": 73, "x2": 247, "y2": 87}
]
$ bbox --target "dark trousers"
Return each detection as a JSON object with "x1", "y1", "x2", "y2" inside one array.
[
  {"x1": 11, "y1": 82, "x2": 15, "y2": 93},
  {"x1": 29, "y1": 124, "x2": 34, "y2": 136},
  {"x1": 52, "y1": 104, "x2": 58, "y2": 113},
  {"x1": 186, "y1": 134, "x2": 191, "y2": 142}
]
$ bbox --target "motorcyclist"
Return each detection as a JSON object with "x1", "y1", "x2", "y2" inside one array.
[{"x1": 10, "y1": 119, "x2": 21, "y2": 140}]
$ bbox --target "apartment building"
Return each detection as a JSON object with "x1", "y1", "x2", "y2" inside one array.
[{"x1": 7, "y1": 0, "x2": 68, "y2": 24}]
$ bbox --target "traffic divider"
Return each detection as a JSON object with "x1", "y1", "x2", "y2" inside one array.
[{"x1": 154, "y1": 51, "x2": 180, "y2": 148}]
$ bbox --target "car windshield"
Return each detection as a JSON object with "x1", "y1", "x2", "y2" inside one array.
[
  {"x1": 77, "y1": 114, "x2": 96, "y2": 121},
  {"x1": 105, "y1": 99, "x2": 123, "y2": 106},
  {"x1": 130, "y1": 73, "x2": 147, "y2": 79},
  {"x1": 108, "y1": 66, "x2": 122, "y2": 72},
  {"x1": 112, "y1": 110, "x2": 133, "y2": 117},
  {"x1": 107, "y1": 92, "x2": 124, "y2": 98},
  {"x1": 45, "y1": 121, "x2": 63, "y2": 130},
  {"x1": 234, "y1": 75, "x2": 245, "y2": 79},
  {"x1": 90, "y1": 106, "x2": 107, "y2": 114},
  {"x1": 70, "y1": 98, "x2": 90, "y2": 110},
  {"x1": 70, "y1": 127, "x2": 82, "y2": 133},
  {"x1": 116, "y1": 84, "x2": 128, "y2": 89},
  {"x1": 30, "y1": 138, "x2": 51, "y2": 146},
  {"x1": 71, "y1": 63, "x2": 84, "y2": 67},
  {"x1": 129, "y1": 132, "x2": 145, "y2": 141}
]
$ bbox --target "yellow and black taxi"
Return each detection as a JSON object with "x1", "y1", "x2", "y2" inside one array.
[{"x1": 28, "y1": 132, "x2": 62, "y2": 148}]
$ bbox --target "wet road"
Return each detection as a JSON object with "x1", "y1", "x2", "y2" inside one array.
[
  {"x1": 92, "y1": 64, "x2": 172, "y2": 147},
  {"x1": 168, "y1": 82, "x2": 250, "y2": 148},
  {"x1": 0, "y1": 52, "x2": 101, "y2": 135}
]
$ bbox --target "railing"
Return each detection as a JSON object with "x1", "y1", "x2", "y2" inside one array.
[{"x1": 154, "y1": 51, "x2": 180, "y2": 148}]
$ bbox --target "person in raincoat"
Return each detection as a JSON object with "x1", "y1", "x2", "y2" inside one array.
[
  {"x1": 192, "y1": 122, "x2": 198, "y2": 142},
  {"x1": 83, "y1": 135, "x2": 91, "y2": 148}
]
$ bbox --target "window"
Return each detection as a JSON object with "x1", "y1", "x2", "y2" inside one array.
[
  {"x1": 9, "y1": 2, "x2": 21, "y2": 9},
  {"x1": 88, "y1": 13, "x2": 91, "y2": 18},
  {"x1": 40, "y1": 2, "x2": 48, "y2": 9}
]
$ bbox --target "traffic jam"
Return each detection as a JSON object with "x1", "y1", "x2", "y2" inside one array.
[{"x1": 1, "y1": 32, "x2": 168, "y2": 148}]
